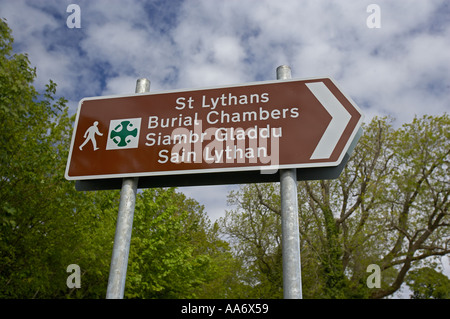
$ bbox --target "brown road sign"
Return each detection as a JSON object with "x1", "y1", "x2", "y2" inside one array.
[{"x1": 65, "y1": 77, "x2": 363, "y2": 187}]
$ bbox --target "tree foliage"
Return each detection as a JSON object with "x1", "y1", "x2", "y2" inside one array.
[
  {"x1": 406, "y1": 267, "x2": 450, "y2": 299},
  {"x1": 222, "y1": 115, "x2": 449, "y2": 298},
  {"x1": 1, "y1": 18, "x2": 448, "y2": 299},
  {"x1": 126, "y1": 188, "x2": 243, "y2": 299},
  {"x1": 0, "y1": 18, "x2": 119, "y2": 298},
  {"x1": 0, "y1": 19, "x2": 240, "y2": 299}
]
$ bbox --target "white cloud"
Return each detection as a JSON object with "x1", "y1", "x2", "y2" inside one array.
[
  {"x1": 1, "y1": 0, "x2": 64, "y2": 89},
  {"x1": 2, "y1": 0, "x2": 58, "y2": 41},
  {"x1": 179, "y1": 184, "x2": 238, "y2": 222},
  {"x1": 80, "y1": 22, "x2": 147, "y2": 70},
  {"x1": 1, "y1": 0, "x2": 449, "y2": 225},
  {"x1": 102, "y1": 75, "x2": 140, "y2": 96}
]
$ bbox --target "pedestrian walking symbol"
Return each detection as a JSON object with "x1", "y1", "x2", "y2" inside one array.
[
  {"x1": 79, "y1": 121, "x2": 103, "y2": 151},
  {"x1": 106, "y1": 118, "x2": 141, "y2": 150}
]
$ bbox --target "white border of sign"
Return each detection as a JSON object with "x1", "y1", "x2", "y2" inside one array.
[{"x1": 65, "y1": 77, "x2": 363, "y2": 181}]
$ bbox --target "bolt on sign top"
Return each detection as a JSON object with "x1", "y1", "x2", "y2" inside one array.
[{"x1": 65, "y1": 77, "x2": 363, "y2": 189}]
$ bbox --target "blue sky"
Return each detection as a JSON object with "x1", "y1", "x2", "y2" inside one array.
[
  {"x1": 2, "y1": 0, "x2": 449, "y2": 124},
  {"x1": 1, "y1": 0, "x2": 449, "y2": 213},
  {"x1": 2, "y1": 0, "x2": 449, "y2": 297},
  {"x1": 2, "y1": 0, "x2": 449, "y2": 220}
]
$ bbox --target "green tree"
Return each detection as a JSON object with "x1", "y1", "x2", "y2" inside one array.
[
  {"x1": 406, "y1": 267, "x2": 450, "y2": 299},
  {"x1": 222, "y1": 115, "x2": 449, "y2": 299},
  {"x1": 126, "y1": 188, "x2": 246, "y2": 299},
  {"x1": 223, "y1": 183, "x2": 283, "y2": 298},
  {"x1": 127, "y1": 188, "x2": 212, "y2": 298},
  {"x1": 0, "y1": 19, "x2": 242, "y2": 299},
  {"x1": 0, "y1": 18, "x2": 120, "y2": 298}
]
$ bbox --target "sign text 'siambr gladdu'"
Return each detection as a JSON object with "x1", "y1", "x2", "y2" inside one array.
[{"x1": 65, "y1": 77, "x2": 363, "y2": 181}]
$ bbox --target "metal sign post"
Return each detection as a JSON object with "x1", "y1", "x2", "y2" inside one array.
[
  {"x1": 277, "y1": 65, "x2": 302, "y2": 299},
  {"x1": 106, "y1": 78, "x2": 150, "y2": 299},
  {"x1": 65, "y1": 67, "x2": 363, "y2": 299}
]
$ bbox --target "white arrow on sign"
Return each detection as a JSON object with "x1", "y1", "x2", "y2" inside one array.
[{"x1": 306, "y1": 82, "x2": 352, "y2": 160}]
